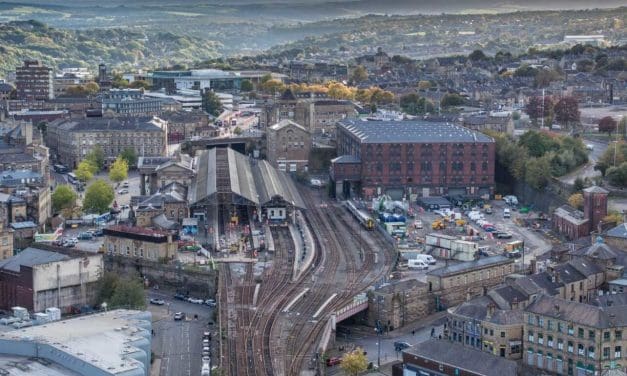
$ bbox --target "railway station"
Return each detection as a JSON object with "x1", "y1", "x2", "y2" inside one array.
[{"x1": 188, "y1": 148, "x2": 306, "y2": 249}]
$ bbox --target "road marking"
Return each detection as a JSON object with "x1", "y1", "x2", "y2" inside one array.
[
  {"x1": 313, "y1": 293, "x2": 337, "y2": 318},
  {"x1": 283, "y1": 288, "x2": 309, "y2": 313}
]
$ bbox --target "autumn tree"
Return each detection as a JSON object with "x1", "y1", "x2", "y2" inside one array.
[
  {"x1": 83, "y1": 179, "x2": 114, "y2": 214},
  {"x1": 440, "y1": 93, "x2": 466, "y2": 107},
  {"x1": 327, "y1": 81, "x2": 354, "y2": 100},
  {"x1": 52, "y1": 185, "x2": 77, "y2": 212},
  {"x1": 599, "y1": 116, "x2": 618, "y2": 136},
  {"x1": 553, "y1": 96, "x2": 580, "y2": 129},
  {"x1": 340, "y1": 348, "x2": 368, "y2": 376},
  {"x1": 108, "y1": 157, "x2": 128, "y2": 183},
  {"x1": 350, "y1": 65, "x2": 368, "y2": 84},
  {"x1": 568, "y1": 193, "x2": 584, "y2": 209},
  {"x1": 129, "y1": 80, "x2": 150, "y2": 90},
  {"x1": 74, "y1": 160, "x2": 97, "y2": 182},
  {"x1": 525, "y1": 96, "x2": 554, "y2": 126},
  {"x1": 259, "y1": 79, "x2": 286, "y2": 95}
]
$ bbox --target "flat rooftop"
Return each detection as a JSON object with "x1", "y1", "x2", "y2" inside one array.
[
  {"x1": 338, "y1": 119, "x2": 494, "y2": 144},
  {"x1": 0, "y1": 354, "x2": 80, "y2": 375},
  {"x1": 427, "y1": 255, "x2": 512, "y2": 278},
  {"x1": 0, "y1": 309, "x2": 150, "y2": 375}
]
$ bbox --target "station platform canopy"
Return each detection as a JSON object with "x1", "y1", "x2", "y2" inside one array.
[{"x1": 189, "y1": 148, "x2": 306, "y2": 209}]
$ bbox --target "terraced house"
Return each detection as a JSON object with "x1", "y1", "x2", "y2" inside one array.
[{"x1": 524, "y1": 294, "x2": 627, "y2": 375}]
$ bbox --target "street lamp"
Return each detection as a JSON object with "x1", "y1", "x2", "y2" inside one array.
[{"x1": 376, "y1": 295, "x2": 385, "y2": 367}]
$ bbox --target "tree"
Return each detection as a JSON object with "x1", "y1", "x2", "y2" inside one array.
[
  {"x1": 83, "y1": 179, "x2": 114, "y2": 214},
  {"x1": 84, "y1": 81, "x2": 100, "y2": 95},
  {"x1": 129, "y1": 80, "x2": 150, "y2": 90},
  {"x1": 417, "y1": 80, "x2": 431, "y2": 90},
  {"x1": 259, "y1": 79, "x2": 285, "y2": 95},
  {"x1": 369, "y1": 87, "x2": 395, "y2": 105},
  {"x1": 202, "y1": 89, "x2": 224, "y2": 117},
  {"x1": 108, "y1": 157, "x2": 128, "y2": 183},
  {"x1": 440, "y1": 93, "x2": 466, "y2": 107},
  {"x1": 85, "y1": 145, "x2": 105, "y2": 171},
  {"x1": 568, "y1": 193, "x2": 584, "y2": 209},
  {"x1": 327, "y1": 81, "x2": 354, "y2": 100},
  {"x1": 119, "y1": 148, "x2": 137, "y2": 167},
  {"x1": 350, "y1": 65, "x2": 368, "y2": 84},
  {"x1": 52, "y1": 185, "x2": 77, "y2": 212},
  {"x1": 95, "y1": 272, "x2": 119, "y2": 306},
  {"x1": 340, "y1": 348, "x2": 368, "y2": 376},
  {"x1": 595, "y1": 141, "x2": 627, "y2": 176},
  {"x1": 534, "y1": 69, "x2": 562, "y2": 88},
  {"x1": 606, "y1": 162, "x2": 627, "y2": 188},
  {"x1": 468, "y1": 49, "x2": 487, "y2": 61},
  {"x1": 618, "y1": 116, "x2": 627, "y2": 141},
  {"x1": 525, "y1": 96, "x2": 554, "y2": 126},
  {"x1": 553, "y1": 96, "x2": 580, "y2": 129},
  {"x1": 525, "y1": 156, "x2": 552, "y2": 190},
  {"x1": 599, "y1": 116, "x2": 618, "y2": 136},
  {"x1": 573, "y1": 177, "x2": 585, "y2": 192},
  {"x1": 603, "y1": 211, "x2": 624, "y2": 225},
  {"x1": 240, "y1": 79, "x2": 253, "y2": 92},
  {"x1": 400, "y1": 93, "x2": 435, "y2": 115},
  {"x1": 74, "y1": 160, "x2": 97, "y2": 182},
  {"x1": 109, "y1": 277, "x2": 146, "y2": 309}
]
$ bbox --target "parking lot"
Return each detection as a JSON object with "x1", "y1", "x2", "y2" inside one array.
[
  {"x1": 404, "y1": 198, "x2": 552, "y2": 266},
  {"x1": 147, "y1": 290, "x2": 216, "y2": 376}
]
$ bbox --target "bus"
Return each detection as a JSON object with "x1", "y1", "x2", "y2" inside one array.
[
  {"x1": 67, "y1": 172, "x2": 78, "y2": 185},
  {"x1": 53, "y1": 164, "x2": 69, "y2": 174}
]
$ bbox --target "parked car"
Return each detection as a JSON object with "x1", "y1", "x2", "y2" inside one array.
[
  {"x1": 78, "y1": 232, "x2": 93, "y2": 240},
  {"x1": 394, "y1": 341, "x2": 412, "y2": 351},
  {"x1": 93, "y1": 229, "x2": 104, "y2": 237},
  {"x1": 173, "y1": 312, "x2": 185, "y2": 321},
  {"x1": 174, "y1": 293, "x2": 187, "y2": 301},
  {"x1": 495, "y1": 232, "x2": 513, "y2": 239},
  {"x1": 326, "y1": 357, "x2": 342, "y2": 366},
  {"x1": 188, "y1": 297, "x2": 204, "y2": 304},
  {"x1": 150, "y1": 298, "x2": 165, "y2": 305},
  {"x1": 205, "y1": 299, "x2": 217, "y2": 307},
  {"x1": 121, "y1": 182, "x2": 129, "y2": 188},
  {"x1": 117, "y1": 189, "x2": 129, "y2": 194}
]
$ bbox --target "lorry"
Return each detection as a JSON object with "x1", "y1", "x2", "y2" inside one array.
[{"x1": 504, "y1": 240, "x2": 523, "y2": 258}]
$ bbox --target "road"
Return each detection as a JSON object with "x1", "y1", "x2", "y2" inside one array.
[
  {"x1": 559, "y1": 138, "x2": 607, "y2": 185},
  {"x1": 147, "y1": 290, "x2": 216, "y2": 376}
]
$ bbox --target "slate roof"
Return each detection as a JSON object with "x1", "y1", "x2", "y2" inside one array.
[
  {"x1": 268, "y1": 119, "x2": 307, "y2": 132},
  {"x1": 526, "y1": 294, "x2": 627, "y2": 328},
  {"x1": 570, "y1": 239, "x2": 618, "y2": 260},
  {"x1": 427, "y1": 255, "x2": 512, "y2": 278},
  {"x1": 527, "y1": 272, "x2": 563, "y2": 296},
  {"x1": 337, "y1": 119, "x2": 494, "y2": 144},
  {"x1": 0, "y1": 247, "x2": 70, "y2": 272},
  {"x1": 606, "y1": 223, "x2": 627, "y2": 239},
  {"x1": 583, "y1": 186, "x2": 609, "y2": 194},
  {"x1": 590, "y1": 292, "x2": 627, "y2": 308},
  {"x1": 552, "y1": 263, "x2": 586, "y2": 284},
  {"x1": 49, "y1": 117, "x2": 164, "y2": 133},
  {"x1": 406, "y1": 339, "x2": 518, "y2": 376},
  {"x1": 567, "y1": 258, "x2": 603, "y2": 277}
]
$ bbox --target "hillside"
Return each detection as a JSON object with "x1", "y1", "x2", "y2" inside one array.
[{"x1": 0, "y1": 20, "x2": 220, "y2": 76}]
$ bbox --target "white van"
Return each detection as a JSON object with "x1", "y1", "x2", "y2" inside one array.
[
  {"x1": 408, "y1": 259, "x2": 429, "y2": 270},
  {"x1": 415, "y1": 254, "x2": 436, "y2": 265},
  {"x1": 503, "y1": 208, "x2": 511, "y2": 218}
]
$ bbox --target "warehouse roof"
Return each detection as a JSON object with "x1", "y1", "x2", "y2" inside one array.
[
  {"x1": 48, "y1": 117, "x2": 164, "y2": 133},
  {"x1": 405, "y1": 339, "x2": 518, "y2": 376},
  {"x1": 427, "y1": 255, "x2": 512, "y2": 278},
  {"x1": 338, "y1": 119, "x2": 494, "y2": 144},
  {"x1": 190, "y1": 148, "x2": 305, "y2": 209},
  {"x1": 0, "y1": 247, "x2": 70, "y2": 272}
]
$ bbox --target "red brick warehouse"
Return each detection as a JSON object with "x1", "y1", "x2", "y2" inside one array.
[{"x1": 331, "y1": 119, "x2": 496, "y2": 200}]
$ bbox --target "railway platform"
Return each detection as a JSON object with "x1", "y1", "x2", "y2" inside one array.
[{"x1": 290, "y1": 210, "x2": 316, "y2": 280}]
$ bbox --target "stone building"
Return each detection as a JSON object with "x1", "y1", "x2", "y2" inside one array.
[
  {"x1": 0, "y1": 223, "x2": 13, "y2": 260},
  {"x1": 266, "y1": 119, "x2": 312, "y2": 173},
  {"x1": 46, "y1": 117, "x2": 167, "y2": 169},
  {"x1": 0, "y1": 246, "x2": 103, "y2": 312},
  {"x1": 524, "y1": 294, "x2": 627, "y2": 375},
  {"x1": 133, "y1": 184, "x2": 188, "y2": 228},
  {"x1": 427, "y1": 256, "x2": 515, "y2": 308},
  {"x1": 603, "y1": 223, "x2": 627, "y2": 250},
  {"x1": 367, "y1": 279, "x2": 432, "y2": 331},
  {"x1": 159, "y1": 110, "x2": 210, "y2": 143},
  {"x1": 137, "y1": 155, "x2": 195, "y2": 195},
  {"x1": 312, "y1": 100, "x2": 355, "y2": 135},
  {"x1": 103, "y1": 225, "x2": 178, "y2": 262}
]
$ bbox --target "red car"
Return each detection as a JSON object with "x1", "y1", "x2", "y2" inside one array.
[{"x1": 326, "y1": 357, "x2": 342, "y2": 367}]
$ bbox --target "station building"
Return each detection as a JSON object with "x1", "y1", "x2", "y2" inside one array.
[
  {"x1": 331, "y1": 119, "x2": 495, "y2": 200},
  {"x1": 189, "y1": 148, "x2": 305, "y2": 226}
]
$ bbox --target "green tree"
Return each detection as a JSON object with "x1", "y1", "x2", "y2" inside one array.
[
  {"x1": 468, "y1": 49, "x2": 487, "y2": 61},
  {"x1": 129, "y1": 80, "x2": 151, "y2": 90},
  {"x1": 119, "y1": 148, "x2": 137, "y2": 167},
  {"x1": 202, "y1": 89, "x2": 224, "y2": 117},
  {"x1": 618, "y1": 116, "x2": 627, "y2": 141},
  {"x1": 440, "y1": 93, "x2": 466, "y2": 107},
  {"x1": 233, "y1": 126, "x2": 242, "y2": 135},
  {"x1": 108, "y1": 157, "x2": 128, "y2": 183},
  {"x1": 83, "y1": 179, "x2": 114, "y2": 214},
  {"x1": 400, "y1": 93, "x2": 435, "y2": 115},
  {"x1": 52, "y1": 185, "x2": 77, "y2": 212},
  {"x1": 74, "y1": 160, "x2": 97, "y2": 182},
  {"x1": 109, "y1": 276, "x2": 146, "y2": 309},
  {"x1": 595, "y1": 141, "x2": 627, "y2": 176},
  {"x1": 340, "y1": 348, "x2": 368, "y2": 375},
  {"x1": 573, "y1": 177, "x2": 585, "y2": 192},
  {"x1": 84, "y1": 81, "x2": 100, "y2": 95},
  {"x1": 525, "y1": 156, "x2": 552, "y2": 190},
  {"x1": 606, "y1": 162, "x2": 627, "y2": 188},
  {"x1": 240, "y1": 79, "x2": 253, "y2": 92},
  {"x1": 86, "y1": 145, "x2": 105, "y2": 171},
  {"x1": 350, "y1": 65, "x2": 368, "y2": 83},
  {"x1": 95, "y1": 272, "x2": 119, "y2": 306}
]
